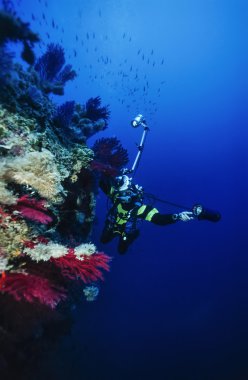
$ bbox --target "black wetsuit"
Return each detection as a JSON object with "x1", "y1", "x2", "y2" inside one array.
[{"x1": 100, "y1": 177, "x2": 177, "y2": 254}]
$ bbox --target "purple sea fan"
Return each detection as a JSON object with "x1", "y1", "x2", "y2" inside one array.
[
  {"x1": 85, "y1": 96, "x2": 110, "y2": 122},
  {"x1": 34, "y1": 44, "x2": 76, "y2": 95},
  {"x1": 57, "y1": 64, "x2": 76, "y2": 83},
  {"x1": 34, "y1": 43, "x2": 65, "y2": 82},
  {"x1": 91, "y1": 137, "x2": 129, "y2": 174},
  {"x1": 53, "y1": 101, "x2": 78, "y2": 141},
  {"x1": 54, "y1": 101, "x2": 75, "y2": 129}
]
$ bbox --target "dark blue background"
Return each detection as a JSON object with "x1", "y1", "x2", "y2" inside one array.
[{"x1": 12, "y1": 0, "x2": 248, "y2": 379}]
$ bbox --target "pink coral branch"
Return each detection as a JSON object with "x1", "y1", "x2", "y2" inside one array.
[
  {"x1": 2, "y1": 272, "x2": 67, "y2": 309},
  {"x1": 52, "y1": 251, "x2": 111, "y2": 283},
  {"x1": 13, "y1": 195, "x2": 53, "y2": 224}
]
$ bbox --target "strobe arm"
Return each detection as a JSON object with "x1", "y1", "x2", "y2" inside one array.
[
  {"x1": 131, "y1": 125, "x2": 149, "y2": 173},
  {"x1": 125, "y1": 114, "x2": 149, "y2": 175}
]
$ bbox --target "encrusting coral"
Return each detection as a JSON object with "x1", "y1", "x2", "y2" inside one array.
[
  {"x1": 0, "y1": 5, "x2": 112, "y2": 316},
  {"x1": 1, "y1": 149, "x2": 63, "y2": 202},
  {"x1": 0, "y1": 4, "x2": 114, "y2": 376}
]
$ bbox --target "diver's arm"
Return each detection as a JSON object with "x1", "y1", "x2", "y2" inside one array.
[
  {"x1": 136, "y1": 205, "x2": 176, "y2": 225},
  {"x1": 151, "y1": 212, "x2": 178, "y2": 225},
  {"x1": 152, "y1": 211, "x2": 194, "y2": 224},
  {"x1": 137, "y1": 205, "x2": 194, "y2": 225}
]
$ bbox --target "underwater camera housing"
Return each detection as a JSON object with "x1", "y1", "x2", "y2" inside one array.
[
  {"x1": 131, "y1": 114, "x2": 146, "y2": 128},
  {"x1": 192, "y1": 204, "x2": 221, "y2": 222}
]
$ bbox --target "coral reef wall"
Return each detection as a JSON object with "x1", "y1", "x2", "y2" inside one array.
[{"x1": 0, "y1": 5, "x2": 113, "y2": 377}]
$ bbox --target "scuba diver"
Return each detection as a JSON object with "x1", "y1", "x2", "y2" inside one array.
[{"x1": 100, "y1": 115, "x2": 221, "y2": 254}]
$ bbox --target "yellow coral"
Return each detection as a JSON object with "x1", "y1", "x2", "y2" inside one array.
[
  {"x1": 0, "y1": 179, "x2": 17, "y2": 205},
  {"x1": 0, "y1": 217, "x2": 29, "y2": 258},
  {"x1": 0, "y1": 149, "x2": 63, "y2": 203}
]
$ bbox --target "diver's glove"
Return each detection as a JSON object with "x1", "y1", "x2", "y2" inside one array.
[{"x1": 172, "y1": 211, "x2": 194, "y2": 222}]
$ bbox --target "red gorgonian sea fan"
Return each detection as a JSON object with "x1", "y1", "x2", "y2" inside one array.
[
  {"x1": 91, "y1": 137, "x2": 129, "y2": 175},
  {"x1": 1, "y1": 272, "x2": 67, "y2": 309},
  {"x1": 52, "y1": 249, "x2": 111, "y2": 283},
  {"x1": 12, "y1": 195, "x2": 53, "y2": 224}
]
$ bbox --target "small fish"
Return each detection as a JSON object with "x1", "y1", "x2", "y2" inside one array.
[
  {"x1": 129, "y1": 37, "x2": 131, "y2": 42},
  {"x1": 123, "y1": 33, "x2": 126, "y2": 38},
  {"x1": 161, "y1": 59, "x2": 164, "y2": 64},
  {"x1": 76, "y1": 35, "x2": 78, "y2": 41},
  {"x1": 142, "y1": 54, "x2": 145, "y2": 60},
  {"x1": 52, "y1": 19, "x2": 55, "y2": 28},
  {"x1": 42, "y1": 13, "x2": 46, "y2": 20},
  {"x1": 93, "y1": 32, "x2": 95, "y2": 39},
  {"x1": 74, "y1": 50, "x2": 77, "y2": 57},
  {"x1": 151, "y1": 49, "x2": 154, "y2": 55},
  {"x1": 137, "y1": 49, "x2": 141, "y2": 55},
  {"x1": 86, "y1": 32, "x2": 89, "y2": 39},
  {"x1": 31, "y1": 13, "x2": 35, "y2": 21}
]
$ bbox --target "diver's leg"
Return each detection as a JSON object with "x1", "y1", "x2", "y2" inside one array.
[
  {"x1": 100, "y1": 222, "x2": 116, "y2": 244},
  {"x1": 117, "y1": 229, "x2": 140, "y2": 254},
  {"x1": 118, "y1": 236, "x2": 129, "y2": 254}
]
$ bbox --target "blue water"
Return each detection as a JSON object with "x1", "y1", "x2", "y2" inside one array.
[{"x1": 11, "y1": 0, "x2": 248, "y2": 379}]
